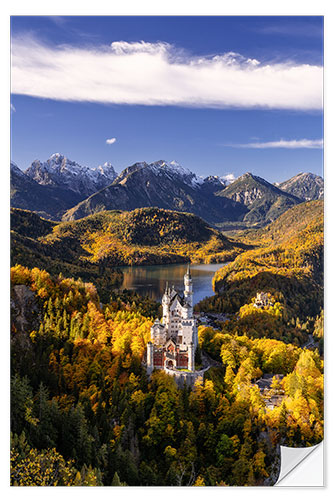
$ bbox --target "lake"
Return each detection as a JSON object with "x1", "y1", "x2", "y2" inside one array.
[{"x1": 120, "y1": 262, "x2": 229, "y2": 304}]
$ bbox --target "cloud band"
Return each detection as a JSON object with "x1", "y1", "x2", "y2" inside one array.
[
  {"x1": 229, "y1": 139, "x2": 323, "y2": 149},
  {"x1": 11, "y1": 37, "x2": 323, "y2": 110}
]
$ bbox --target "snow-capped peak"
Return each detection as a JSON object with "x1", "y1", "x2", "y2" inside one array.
[
  {"x1": 25, "y1": 154, "x2": 118, "y2": 197},
  {"x1": 202, "y1": 175, "x2": 226, "y2": 187},
  {"x1": 151, "y1": 159, "x2": 192, "y2": 176},
  {"x1": 147, "y1": 159, "x2": 204, "y2": 187},
  {"x1": 96, "y1": 161, "x2": 118, "y2": 177},
  {"x1": 49, "y1": 152, "x2": 64, "y2": 161}
]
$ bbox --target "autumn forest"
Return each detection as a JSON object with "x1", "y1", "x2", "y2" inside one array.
[{"x1": 10, "y1": 201, "x2": 324, "y2": 486}]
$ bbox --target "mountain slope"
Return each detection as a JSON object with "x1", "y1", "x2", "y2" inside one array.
[
  {"x1": 25, "y1": 153, "x2": 118, "y2": 198},
  {"x1": 10, "y1": 162, "x2": 83, "y2": 220},
  {"x1": 215, "y1": 172, "x2": 301, "y2": 224},
  {"x1": 62, "y1": 160, "x2": 246, "y2": 223},
  {"x1": 241, "y1": 199, "x2": 324, "y2": 248},
  {"x1": 276, "y1": 172, "x2": 324, "y2": 201}
]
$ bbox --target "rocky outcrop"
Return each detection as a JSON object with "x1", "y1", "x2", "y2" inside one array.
[{"x1": 11, "y1": 285, "x2": 41, "y2": 349}]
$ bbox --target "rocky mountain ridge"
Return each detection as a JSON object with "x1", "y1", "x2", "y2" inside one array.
[
  {"x1": 215, "y1": 172, "x2": 302, "y2": 224},
  {"x1": 11, "y1": 154, "x2": 323, "y2": 226},
  {"x1": 276, "y1": 172, "x2": 324, "y2": 201},
  {"x1": 62, "y1": 159, "x2": 244, "y2": 223},
  {"x1": 10, "y1": 161, "x2": 83, "y2": 220}
]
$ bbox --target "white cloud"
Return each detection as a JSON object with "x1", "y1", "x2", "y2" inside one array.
[
  {"x1": 106, "y1": 137, "x2": 116, "y2": 145},
  {"x1": 110, "y1": 40, "x2": 171, "y2": 56},
  {"x1": 221, "y1": 173, "x2": 236, "y2": 184},
  {"x1": 231, "y1": 139, "x2": 323, "y2": 149},
  {"x1": 11, "y1": 36, "x2": 323, "y2": 110}
]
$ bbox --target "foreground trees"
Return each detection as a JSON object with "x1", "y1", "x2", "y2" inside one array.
[{"x1": 10, "y1": 265, "x2": 323, "y2": 486}]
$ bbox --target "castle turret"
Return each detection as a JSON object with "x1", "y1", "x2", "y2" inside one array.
[
  {"x1": 182, "y1": 302, "x2": 191, "y2": 319},
  {"x1": 162, "y1": 282, "x2": 171, "y2": 326},
  {"x1": 184, "y1": 264, "x2": 193, "y2": 309},
  {"x1": 147, "y1": 341, "x2": 154, "y2": 375},
  {"x1": 188, "y1": 342, "x2": 195, "y2": 372}
]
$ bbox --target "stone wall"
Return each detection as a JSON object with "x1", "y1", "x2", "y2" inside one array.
[{"x1": 163, "y1": 366, "x2": 210, "y2": 387}]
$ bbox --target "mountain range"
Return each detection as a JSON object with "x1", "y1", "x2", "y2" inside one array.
[{"x1": 11, "y1": 153, "x2": 323, "y2": 226}]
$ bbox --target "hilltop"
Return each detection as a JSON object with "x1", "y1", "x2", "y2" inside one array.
[{"x1": 11, "y1": 207, "x2": 246, "y2": 292}]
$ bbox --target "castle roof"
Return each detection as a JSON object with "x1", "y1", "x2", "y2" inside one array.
[
  {"x1": 169, "y1": 291, "x2": 193, "y2": 309},
  {"x1": 162, "y1": 267, "x2": 192, "y2": 309},
  {"x1": 170, "y1": 292, "x2": 187, "y2": 308}
]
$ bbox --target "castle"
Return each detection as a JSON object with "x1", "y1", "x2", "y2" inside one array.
[
  {"x1": 253, "y1": 292, "x2": 273, "y2": 309},
  {"x1": 147, "y1": 265, "x2": 198, "y2": 375}
]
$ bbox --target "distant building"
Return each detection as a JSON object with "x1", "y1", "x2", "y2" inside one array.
[
  {"x1": 253, "y1": 292, "x2": 272, "y2": 309},
  {"x1": 147, "y1": 265, "x2": 198, "y2": 374}
]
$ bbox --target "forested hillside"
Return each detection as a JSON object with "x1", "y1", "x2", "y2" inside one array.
[
  {"x1": 198, "y1": 201, "x2": 323, "y2": 325},
  {"x1": 10, "y1": 265, "x2": 323, "y2": 486},
  {"x1": 11, "y1": 209, "x2": 123, "y2": 302}
]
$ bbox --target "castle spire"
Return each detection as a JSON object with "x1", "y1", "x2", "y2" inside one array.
[
  {"x1": 184, "y1": 263, "x2": 193, "y2": 309},
  {"x1": 186, "y1": 262, "x2": 191, "y2": 278}
]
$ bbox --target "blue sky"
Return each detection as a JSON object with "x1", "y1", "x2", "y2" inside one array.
[{"x1": 10, "y1": 16, "x2": 323, "y2": 183}]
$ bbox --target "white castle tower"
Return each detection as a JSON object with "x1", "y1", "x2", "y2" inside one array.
[
  {"x1": 162, "y1": 281, "x2": 171, "y2": 325},
  {"x1": 184, "y1": 263, "x2": 193, "y2": 309}
]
